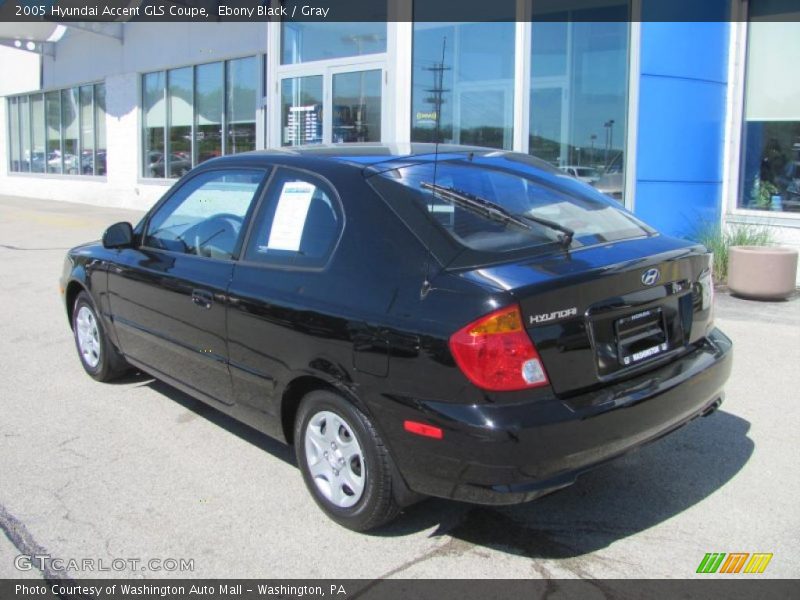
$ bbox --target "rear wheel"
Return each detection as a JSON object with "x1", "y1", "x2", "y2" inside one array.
[
  {"x1": 72, "y1": 291, "x2": 129, "y2": 382},
  {"x1": 295, "y1": 390, "x2": 401, "y2": 531}
]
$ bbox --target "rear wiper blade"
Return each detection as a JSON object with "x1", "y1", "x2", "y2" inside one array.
[
  {"x1": 516, "y1": 213, "x2": 574, "y2": 248},
  {"x1": 422, "y1": 182, "x2": 532, "y2": 230},
  {"x1": 421, "y1": 182, "x2": 574, "y2": 248}
]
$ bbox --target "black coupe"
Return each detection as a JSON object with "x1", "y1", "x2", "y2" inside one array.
[{"x1": 61, "y1": 144, "x2": 732, "y2": 531}]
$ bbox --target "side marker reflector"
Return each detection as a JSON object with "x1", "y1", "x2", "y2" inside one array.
[{"x1": 403, "y1": 420, "x2": 443, "y2": 440}]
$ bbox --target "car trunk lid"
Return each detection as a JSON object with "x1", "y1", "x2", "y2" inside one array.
[{"x1": 457, "y1": 235, "x2": 715, "y2": 396}]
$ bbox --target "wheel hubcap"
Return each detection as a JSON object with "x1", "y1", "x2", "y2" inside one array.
[
  {"x1": 304, "y1": 410, "x2": 365, "y2": 508},
  {"x1": 76, "y1": 306, "x2": 101, "y2": 368}
]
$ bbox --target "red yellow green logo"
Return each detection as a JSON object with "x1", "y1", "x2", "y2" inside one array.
[{"x1": 696, "y1": 553, "x2": 773, "y2": 574}]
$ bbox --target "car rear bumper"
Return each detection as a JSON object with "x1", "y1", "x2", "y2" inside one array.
[{"x1": 376, "y1": 328, "x2": 732, "y2": 505}]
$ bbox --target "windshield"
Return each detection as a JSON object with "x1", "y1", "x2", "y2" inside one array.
[{"x1": 370, "y1": 160, "x2": 653, "y2": 254}]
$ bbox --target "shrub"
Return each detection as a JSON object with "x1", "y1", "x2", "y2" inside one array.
[{"x1": 693, "y1": 222, "x2": 775, "y2": 283}]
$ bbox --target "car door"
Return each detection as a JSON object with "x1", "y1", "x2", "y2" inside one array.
[
  {"x1": 107, "y1": 167, "x2": 269, "y2": 405},
  {"x1": 225, "y1": 168, "x2": 345, "y2": 435}
]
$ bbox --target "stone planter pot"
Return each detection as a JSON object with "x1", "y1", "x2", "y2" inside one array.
[{"x1": 728, "y1": 246, "x2": 798, "y2": 300}]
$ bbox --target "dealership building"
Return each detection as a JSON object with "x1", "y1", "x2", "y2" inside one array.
[{"x1": 1, "y1": 0, "x2": 799, "y2": 257}]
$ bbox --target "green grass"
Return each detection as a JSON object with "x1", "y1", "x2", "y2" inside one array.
[{"x1": 693, "y1": 222, "x2": 775, "y2": 283}]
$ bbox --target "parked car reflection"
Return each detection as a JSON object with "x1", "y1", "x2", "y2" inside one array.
[{"x1": 146, "y1": 151, "x2": 192, "y2": 178}]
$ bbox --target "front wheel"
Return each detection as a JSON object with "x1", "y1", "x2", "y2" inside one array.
[
  {"x1": 72, "y1": 291, "x2": 129, "y2": 382},
  {"x1": 295, "y1": 390, "x2": 401, "y2": 531}
]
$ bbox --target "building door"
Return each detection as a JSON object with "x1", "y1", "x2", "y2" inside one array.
[{"x1": 276, "y1": 63, "x2": 386, "y2": 147}]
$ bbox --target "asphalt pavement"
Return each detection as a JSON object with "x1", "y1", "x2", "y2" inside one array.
[{"x1": 0, "y1": 194, "x2": 798, "y2": 580}]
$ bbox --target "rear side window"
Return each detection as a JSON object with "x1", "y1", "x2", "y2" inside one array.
[
  {"x1": 370, "y1": 161, "x2": 651, "y2": 254},
  {"x1": 144, "y1": 169, "x2": 266, "y2": 260},
  {"x1": 243, "y1": 168, "x2": 341, "y2": 268}
]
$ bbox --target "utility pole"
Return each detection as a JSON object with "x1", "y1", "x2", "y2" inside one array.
[
  {"x1": 423, "y1": 37, "x2": 449, "y2": 144},
  {"x1": 604, "y1": 119, "x2": 615, "y2": 168}
]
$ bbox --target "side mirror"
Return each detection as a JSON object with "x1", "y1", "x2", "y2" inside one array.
[{"x1": 102, "y1": 222, "x2": 134, "y2": 249}]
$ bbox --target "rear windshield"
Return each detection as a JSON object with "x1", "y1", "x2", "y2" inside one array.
[{"x1": 370, "y1": 161, "x2": 652, "y2": 254}]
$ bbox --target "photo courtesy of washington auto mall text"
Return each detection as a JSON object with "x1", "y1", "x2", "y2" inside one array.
[{"x1": 12, "y1": 583, "x2": 348, "y2": 599}]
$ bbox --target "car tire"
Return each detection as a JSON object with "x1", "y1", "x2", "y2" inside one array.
[
  {"x1": 72, "y1": 291, "x2": 129, "y2": 382},
  {"x1": 295, "y1": 390, "x2": 401, "y2": 532}
]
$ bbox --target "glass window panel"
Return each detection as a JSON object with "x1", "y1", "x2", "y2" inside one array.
[
  {"x1": 79, "y1": 86, "x2": 95, "y2": 175},
  {"x1": 281, "y1": 76, "x2": 323, "y2": 146},
  {"x1": 371, "y1": 160, "x2": 652, "y2": 254},
  {"x1": 168, "y1": 67, "x2": 193, "y2": 178},
  {"x1": 412, "y1": 21, "x2": 516, "y2": 150},
  {"x1": 144, "y1": 169, "x2": 265, "y2": 259},
  {"x1": 740, "y1": 17, "x2": 800, "y2": 212},
  {"x1": 745, "y1": 22, "x2": 800, "y2": 121},
  {"x1": 281, "y1": 21, "x2": 386, "y2": 64},
  {"x1": 9, "y1": 98, "x2": 20, "y2": 172},
  {"x1": 332, "y1": 70, "x2": 382, "y2": 143},
  {"x1": 30, "y1": 94, "x2": 45, "y2": 173},
  {"x1": 244, "y1": 169, "x2": 341, "y2": 267},
  {"x1": 19, "y1": 96, "x2": 31, "y2": 172},
  {"x1": 226, "y1": 57, "x2": 257, "y2": 155},
  {"x1": 195, "y1": 61, "x2": 223, "y2": 165},
  {"x1": 94, "y1": 84, "x2": 107, "y2": 176},
  {"x1": 45, "y1": 91, "x2": 61, "y2": 174},
  {"x1": 61, "y1": 88, "x2": 79, "y2": 175},
  {"x1": 143, "y1": 72, "x2": 166, "y2": 177},
  {"x1": 530, "y1": 16, "x2": 629, "y2": 202}
]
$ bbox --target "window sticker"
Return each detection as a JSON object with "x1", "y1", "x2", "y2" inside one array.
[{"x1": 264, "y1": 181, "x2": 316, "y2": 252}]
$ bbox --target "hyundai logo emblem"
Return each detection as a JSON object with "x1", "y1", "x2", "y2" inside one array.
[{"x1": 641, "y1": 268, "x2": 661, "y2": 286}]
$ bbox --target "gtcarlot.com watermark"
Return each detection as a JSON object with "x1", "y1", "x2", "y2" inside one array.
[{"x1": 15, "y1": 553, "x2": 194, "y2": 573}]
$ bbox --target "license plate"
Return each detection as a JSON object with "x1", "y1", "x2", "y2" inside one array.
[{"x1": 615, "y1": 307, "x2": 668, "y2": 366}]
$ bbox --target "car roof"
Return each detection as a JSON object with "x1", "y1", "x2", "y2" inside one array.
[{"x1": 202, "y1": 143, "x2": 560, "y2": 176}]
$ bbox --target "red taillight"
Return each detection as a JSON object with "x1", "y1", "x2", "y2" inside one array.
[
  {"x1": 448, "y1": 304, "x2": 549, "y2": 392},
  {"x1": 404, "y1": 420, "x2": 444, "y2": 439}
]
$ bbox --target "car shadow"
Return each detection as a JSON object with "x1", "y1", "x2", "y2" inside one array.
[
  {"x1": 376, "y1": 409, "x2": 754, "y2": 559},
  {"x1": 121, "y1": 370, "x2": 297, "y2": 465},
  {"x1": 122, "y1": 369, "x2": 753, "y2": 559}
]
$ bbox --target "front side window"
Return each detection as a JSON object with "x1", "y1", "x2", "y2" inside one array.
[
  {"x1": 370, "y1": 157, "x2": 651, "y2": 255},
  {"x1": 144, "y1": 169, "x2": 266, "y2": 260},
  {"x1": 739, "y1": 3, "x2": 800, "y2": 213},
  {"x1": 243, "y1": 169, "x2": 341, "y2": 267}
]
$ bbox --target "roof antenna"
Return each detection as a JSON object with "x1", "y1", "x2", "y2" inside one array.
[{"x1": 421, "y1": 36, "x2": 448, "y2": 300}]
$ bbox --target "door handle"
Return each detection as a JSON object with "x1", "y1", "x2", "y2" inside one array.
[{"x1": 191, "y1": 289, "x2": 213, "y2": 310}]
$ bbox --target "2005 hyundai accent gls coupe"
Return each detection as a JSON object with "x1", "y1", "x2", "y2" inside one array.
[{"x1": 61, "y1": 144, "x2": 732, "y2": 531}]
